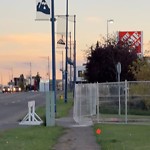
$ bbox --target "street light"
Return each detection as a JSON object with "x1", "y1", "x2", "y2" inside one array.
[{"x1": 107, "y1": 19, "x2": 114, "y2": 45}]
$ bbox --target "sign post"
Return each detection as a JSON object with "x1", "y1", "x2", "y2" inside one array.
[{"x1": 117, "y1": 62, "x2": 121, "y2": 115}]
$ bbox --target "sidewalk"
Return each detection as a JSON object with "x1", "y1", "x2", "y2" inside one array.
[{"x1": 52, "y1": 109, "x2": 100, "y2": 150}]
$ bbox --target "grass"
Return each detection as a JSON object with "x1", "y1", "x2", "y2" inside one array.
[
  {"x1": 36, "y1": 92, "x2": 73, "y2": 119},
  {"x1": 0, "y1": 92, "x2": 74, "y2": 150},
  {"x1": 0, "y1": 126, "x2": 64, "y2": 150},
  {"x1": 56, "y1": 92, "x2": 73, "y2": 118},
  {"x1": 94, "y1": 124, "x2": 150, "y2": 150}
]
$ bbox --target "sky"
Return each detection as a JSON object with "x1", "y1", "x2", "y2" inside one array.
[{"x1": 0, "y1": 0, "x2": 150, "y2": 85}]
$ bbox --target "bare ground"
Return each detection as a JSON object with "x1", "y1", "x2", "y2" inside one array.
[{"x1": 52, "y1": 109, "x2": 100, "y2": 150}]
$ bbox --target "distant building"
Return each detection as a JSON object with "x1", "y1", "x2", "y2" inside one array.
[
  {"x1": 76, "y1": 65, "x2": 86, "y2": 83},
  {"x1": 39, "y1": 79, "x2": 50, "y2": 92}
]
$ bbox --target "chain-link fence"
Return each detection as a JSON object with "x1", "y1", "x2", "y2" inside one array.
[
  {"x1": 73, "y1": 83, "x2": 97, "y2": 125},
  {"x1": 127, "y1": 81, "x2": 150, "y2": 124},
  {"x1": 73, "y1": 81, "x2": 150, "y2": 125}
]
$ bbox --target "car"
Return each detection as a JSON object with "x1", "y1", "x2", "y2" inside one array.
[
  {"x1": 2, "y1": 86, "x2": 11, "y2": 93},
  {"x1": 12, "y1": 86, "x2": 22, "y2": 92}
]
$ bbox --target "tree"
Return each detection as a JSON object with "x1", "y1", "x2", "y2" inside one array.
[
  {"x1": 131, "y1": 57, "x2": 150, "y2": 81},
  {"x1": 84, "y1": 40, "x2": 138, "y2": 83}
]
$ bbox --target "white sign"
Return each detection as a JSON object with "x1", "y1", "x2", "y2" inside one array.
[{"x1": 36, "y1": 0, "x2": 50, "y2": 20}]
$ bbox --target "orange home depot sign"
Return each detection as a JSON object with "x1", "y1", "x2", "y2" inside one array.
[{"x1": 118, "y1": 31, "x2": 143, "y2": 54}]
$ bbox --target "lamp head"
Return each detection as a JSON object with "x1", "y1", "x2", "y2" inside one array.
[{"x1": 108, "y1": 19, "x2": 114, "y2": 23}]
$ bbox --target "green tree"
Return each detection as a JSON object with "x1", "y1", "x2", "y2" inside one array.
[
  {"x1": 131, "y1": 57, "x2": 150, "y2": 80},
  {"x1": 84, "y1": 40, "x2": 138, "y2": 83}
]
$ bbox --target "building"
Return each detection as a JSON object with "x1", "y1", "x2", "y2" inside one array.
[{"x1": 76, "y1": 65, "x2": 86, "y2": 83}]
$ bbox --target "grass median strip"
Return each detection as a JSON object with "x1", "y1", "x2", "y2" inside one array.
[
  {"x1": 94, "y1": 124, "x2": 150, "y2": 150},
  {"x1": 0, "y1": 92, "x2": 73, "y2": 150}
]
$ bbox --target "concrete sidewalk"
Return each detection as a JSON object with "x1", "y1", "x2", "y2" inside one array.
[{"x1": 52, "y1": 109, "x2": 100, "y2": 150}]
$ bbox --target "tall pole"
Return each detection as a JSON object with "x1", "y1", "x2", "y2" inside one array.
[
  {"x1": 107, "y1": 20, "x2": 108, "y2": 45},
  {"x1": 106, "y1": 19, "x2": 114, "y2": 46},
  {"x1": 30, "y1": 62, "x2": 32, "y2": 87},
  {"x1": 73, "y1": 15, "x2": 76, "y2": 97},
  {"x1": 117, "y1": 62, "x2": 121, "y2": 115},
  {"x1": 65, "y1": 0, "x2": 69, "y2": 103},
  {"x1": 48, "y1": 56, "x2": 50, "y2": 91},
  {"x1": 56, "y1": 51, "x2": 64, "y2": 90},
  {"x1": 11, "y1": 67, "x2": 13, "y2": 82},
  {"x1": 51, "y1": 0, "x2": 56, "y2": 111},
  {"x1": 61, "y1": 51, "x2": 64, "y2": 91},
  {"x1": 70, "y1": 32, "x2": 72, "y2": 91},
  {"x1": 62, "y1": 51, "x2": 64, "y2": 71}
]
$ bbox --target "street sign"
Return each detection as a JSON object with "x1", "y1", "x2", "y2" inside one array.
[{"x1": 117, "y1": 62, "x2": 121, "y2": 74}]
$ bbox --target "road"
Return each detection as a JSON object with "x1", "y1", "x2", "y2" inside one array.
[{"x1": 0, "y1": 92, "x2": 46, "y2": 131}]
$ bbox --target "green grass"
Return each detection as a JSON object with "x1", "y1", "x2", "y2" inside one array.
[
  {"x1": 35, "y1": 92, "x2": 73, "y2": 119},
  {"x1": 0, "y1": 92, "x2": 73, "y2": 150},
  {"x1": 94, "y1": 124, "x2": 150, "y2": 150},
  {"x1": 0, "y1": 126, "x2": 64, "y2": 150},
  {"x1": 56, "y1": 92, "x2": 73, "y2": 118}
]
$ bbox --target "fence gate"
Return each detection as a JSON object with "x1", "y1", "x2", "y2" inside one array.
[{"x1": 73, "y1": 83, "x2": 97, "y2": 126}]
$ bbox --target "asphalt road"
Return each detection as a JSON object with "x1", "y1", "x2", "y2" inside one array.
[{"x1": 0, "y1": 92, "x2": 46, "y2": 131}]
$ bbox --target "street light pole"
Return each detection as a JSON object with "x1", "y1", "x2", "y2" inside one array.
[
  {"x1": 69, "y1": 32, "x2": 72, "y2": 91},
  {"x1": 11, "y1": 67, "x2": 13, "y2": 82},
  {"x1": 65, "y1": 0, "x2": 69, "y2": 103},
  {"x1": 30, "y1": 62, "x2": 32, "y2": 87},
  {"x1": 47, "y1": 56, "x2": 50, "y2": 90},
  {"x1": 56, "y1": 51, "x2": 64, "y2": 90},
  {"x1": 107, "y1": 19, "x2": 114, "y2": 45},
  {"x1": 73, "y1": 15, "x2": 76, "y2": 97},
  {"x1": 51, "y1": 0, "x2": 56, "y2": 112}
]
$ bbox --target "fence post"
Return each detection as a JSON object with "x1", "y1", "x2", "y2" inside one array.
[
  {"x1": 96, "y1": 82, "x2": 100, "y2": 123},
  {"x1": 118, "y1": 81, "x2": 121, "y2": 115},
  {"x1": 79, "y1": 84, "x2": 82, "y2": 122},
  {"x1": 125, "y1": 80, "x2": 128, "y2": 124}
]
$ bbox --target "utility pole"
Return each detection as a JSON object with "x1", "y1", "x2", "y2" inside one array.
[
  {"x1": 70, "y1": 32, "x2": 72, "y2": 91},
  {"x1": 51, "y1": 0, "x2": 57, "y2": 111},
  {"x1": 65, "y1": 0, "x2": 69, "y2": 103},
  {"x1": 73, "y1": 15, "x2": 76, "y2": 97},
  {"x1": 30, "y1": 62, "x2": 32, "y2": 89},
  {"x1": 48, "y1": 56, "x2": 50, "y2": 91}
]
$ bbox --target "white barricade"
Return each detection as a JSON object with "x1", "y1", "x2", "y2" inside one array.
[{"x1": 19, "y1": 101, "x2": 43, "y2": 125}]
